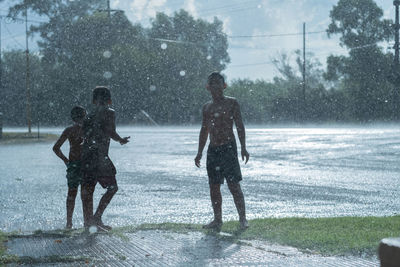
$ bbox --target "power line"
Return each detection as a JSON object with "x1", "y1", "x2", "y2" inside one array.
[
  {"x1": 229, "y1": 61, "x2": 274, "y2": 68},
  {"x1": 2, "y1": 14, "x2": 47, "y2": 24},
  {"x1": 197, "y1": 1, "x2": 260, "y2": 16},
  {"x1": 4, "y1": 23, "x2": 24, "y2": 49},
  {"x1": 1, "y1": 34, "x2": 26, "y2": 42},
  {"x1": 228, "y1": 30, "x2": 326, "y2": 39},
  {"x1": 198, "y1": 6, "x2": 259, "y2": 17}
]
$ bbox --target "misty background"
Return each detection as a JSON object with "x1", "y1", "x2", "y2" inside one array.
[{"x1": 0, "y1": 0, "x2": 398, "y2": 126}]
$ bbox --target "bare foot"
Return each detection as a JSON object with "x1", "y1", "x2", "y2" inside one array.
[
  {"x1": 202, "y1": 220, "x2": 222, "y2": 231},
  {"x1": 94, "y1": 218, "x2": 112, "y2": 231},
  {"x1": 66, "y1": 222, "x2": 72, "y2": 230},
  {"x1": 239, "y1": 219, "x2": 249, "y2": 230}
]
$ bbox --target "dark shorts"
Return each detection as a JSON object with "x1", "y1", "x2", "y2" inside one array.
[
  {"x1": 82, "y1": 175, "x2": 117, "y2": 189},
  {"x1": 206, "y1": 141, "x2": 242, "y2": 185},
  {"x1": 66, "y1": 161, "x2": 82, "y2": 189}
]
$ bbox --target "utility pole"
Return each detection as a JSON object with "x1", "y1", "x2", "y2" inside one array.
[
  {"x1": 302, "y1": 22, "x2": 306, "y2": 104},
  {"x1": 394, "y1": 1, "x2": 400, "y2": 66},
  {"x1": 0, "y1": 17, "x2": 2, "y2": 92},
  {"x1": 25, "y1": 9, "x2": 31, "y2": 134},
  {"x1": 302, "y1": 22, "x2": 306, "y2": 122},
  {"x1": 98, "y1": 0, "x2": 124, "y2": 87},
  {"x1": 391, "y1": 1, "x2": 400, "y2": 120},
  {"x1": 107, "y1": 0, "x2": 111, "y2": 20}
]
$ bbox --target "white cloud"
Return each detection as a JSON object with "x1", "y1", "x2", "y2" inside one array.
[
  {"x1": 128, "y1": 0, "x2": 167, "y2": 22},
  {"x1": 113, "y1": 0, "x2": 120, "y2": 7},
  {"x1": 221, "y1": 16, "x2": 232, "y2": 36},
  {"x1": 183, "y1": 0, "x2": 197, "y2": 18}
]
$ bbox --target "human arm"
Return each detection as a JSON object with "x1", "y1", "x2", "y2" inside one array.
[
  {"x1": 233, "y1": 100, "x2": 249, "y2": 164},
  {"x1": 195, "y1": 105, "x2": 209, "y2": 168},
  {"x1": 52, "y1": 129, "x2": 69, "y2": 165},
  {"x1": 104, "y1": 109, "x2": 130, "y2": 145}
]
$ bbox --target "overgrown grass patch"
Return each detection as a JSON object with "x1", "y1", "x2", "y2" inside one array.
[
  {"x1": 115, "y1": 216, "x2": 400, "y2": 257},
  {"x1": 0, "y1": 132, "x2": 58, "y2": 144},
  {"x1": 2, "y1": 216, "x2": 399, "y2": 261},
  {"x1": 221, "y1": 216, "x2": 400, "y2": 256}
]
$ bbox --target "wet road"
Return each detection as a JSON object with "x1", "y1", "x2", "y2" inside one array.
[{"x1": 1, "y1": 126, "x2": 400, "y2": 232}]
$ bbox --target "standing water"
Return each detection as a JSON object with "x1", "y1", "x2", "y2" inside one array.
[{"x1": 1, "y1": 125, "x2": 400, "y2": 232}]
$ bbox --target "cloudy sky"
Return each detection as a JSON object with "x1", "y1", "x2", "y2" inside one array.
[{"x1": 0, "y1": 0, "x2": 396, "y2": 81}]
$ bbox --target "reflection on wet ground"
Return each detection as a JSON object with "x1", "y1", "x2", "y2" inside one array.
[
  {"x1": 1, "y1": 126, "x2": 400, "y2": 232},
  {"x1": 6, "y1": 230, "x2": 377, "y2": 266}
]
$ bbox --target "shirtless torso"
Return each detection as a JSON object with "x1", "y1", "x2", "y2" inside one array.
[
  {"x1": 203, "y1": 96, "x2": 237, "y2": 147},
  {"x1": 53, "y1": 123, "x2": 83, "y2": 164}
]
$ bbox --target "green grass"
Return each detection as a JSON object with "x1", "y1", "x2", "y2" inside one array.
[
  {"x1": 220, "y1": 216, "x2": 400, "y2": 256},
  {"x1": 2, "y1": 216, "x2": 399, "y2": 262},
  {"x1": 0, "y1": 132, "x2": 58, "y2": 145},
  {"x1": 0, "y1": 231, "x2": 19, "y2": 264},
  {"x1": 113, "y1": 217, "x2": 400, "y2": 257},
  {"x1": 0, "y1": 231, "x2": 7, "y2": 258}
]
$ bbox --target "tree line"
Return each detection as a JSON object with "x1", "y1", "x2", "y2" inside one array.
[{"x1": 0, "y1": 0, "x2": 398, "y2": 126}]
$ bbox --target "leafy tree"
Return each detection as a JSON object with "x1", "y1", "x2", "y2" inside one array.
[
  {"x1": 327, "y1": 0, "x2": 395, "y2": 121},
  {"x1": 271, "y1": 51, "x2": 329, "y2": 121},
  {"x1": 4, "y1": 0, "x2": 230, "y2": 125},
  {"x1": 0, "y1": 50, "x2": 44, "y2": 125}
]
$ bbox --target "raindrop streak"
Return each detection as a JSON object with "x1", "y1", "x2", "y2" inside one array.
[
  {"x1": 103, "y1": 71, "x2": 112, "y2": 79},
  {"x1": 206, "y1": 55, "x2": 212, "y2": 60},
  {"x1": 180, "y1": 70, "x2": 186, "y2": 76},
  {"x1": 150, "y1": 85, "x2": 156, "y2": 92},
  {"x1": 161, "y1": 43, "x2": 167, "y2": 50},
  {"x1": 103, "y1": 51, "x2": 112, "y2": 58}
]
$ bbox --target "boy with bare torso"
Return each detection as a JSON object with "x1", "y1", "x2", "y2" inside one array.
[
  {"x1": 195, "y1": 72, "x2": 249, "y2": 230},
  {"x1": 53, "y1": 106, "x2": 86, "y2": 229},
  {"x1": 81, "y1": 86, "x2": 130, "y2": 231}
]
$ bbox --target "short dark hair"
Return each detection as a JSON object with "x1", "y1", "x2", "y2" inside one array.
[
  {"x1": 207, "y1": 72, "x2": 225, "y2": 85},
  {"x1": 93, "y1": 86, "x2": 111, "y2": 104},
  {"x1": 71, "y1": 105, "x2": 86, "y2": 122}
]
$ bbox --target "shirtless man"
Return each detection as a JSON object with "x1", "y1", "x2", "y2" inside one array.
[
  {"x1": 81, "y1": 86, "x2": 130, "y2": 231},
  {"x1": 195, "y1": 72, "x2": 249, "y2": 230},
  {"x1": 53, "y1": 106, "x2": 86, "y2": 229}
]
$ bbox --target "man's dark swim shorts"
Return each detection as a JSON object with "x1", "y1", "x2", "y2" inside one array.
[
  {"x1": 206, "y1": 141, "x2": 242, "y2": 184},
  {"x1": 82, "y1": 175, "x2": 117, "y2": 189},
  {"x1": 82, "y1": 155, "x2": 118, "y2": 189},
  {"x1": 66, "y1": 161, "x2": 82, "y2": 189}
]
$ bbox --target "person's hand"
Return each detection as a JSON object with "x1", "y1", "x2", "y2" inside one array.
[
  {"x1": 194, "y1": 153, "x2": 202, "y2": 168},
  {"x1": 120, "y1": 136, "x2": 130, "y2": 145},
  {"x1": 241, "y1": 148, "x2": 249, "y2": 164}
]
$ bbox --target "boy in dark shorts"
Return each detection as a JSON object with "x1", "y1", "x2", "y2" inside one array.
[
  {"x1": 195, "y1": 72, "x2": 250, "y2": 230},
  {"x1": 53, "y1": 106, "x2": 86, "y2": 229},
  {"x1": 81, "y1": 86, "x2": 130, "y2": 231}
]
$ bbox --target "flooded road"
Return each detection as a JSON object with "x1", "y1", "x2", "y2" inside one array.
[{"x1": 1, "y1": 126, "x2": 400, "y2": 232}]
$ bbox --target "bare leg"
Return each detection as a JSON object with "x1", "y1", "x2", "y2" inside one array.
[
  {"x1": 93, "y1": 185, "x2": 118, "y2": 224},
  {"x1": 66, "y1": 188, "x2": 78, "y2": 229},
  {"x1": 203, "y1": 183, "x2": 223, "y2": 230},
  {"x1": 228, "y1": 182, "x2": 247, "y2": 223},
  {"x1": 81, "y1": 184, "x2": 95, "y2": 228},
  {"x1": 209, "y1": 183, "x2": 222, "y2": 223}
]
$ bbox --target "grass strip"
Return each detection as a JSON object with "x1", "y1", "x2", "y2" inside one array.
[
  {"x1": 0, "y1": 132, "x2": 58, "y2": 144},
  {"x1": 3, "y1": 216, "x2": 399, "y2": 261},
  {"x1": 112, "y1": 216, "x2": 400, "y2": 257},
  {"x1": 221, "y1": 216, "x2": 400, "y2": 257}
]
